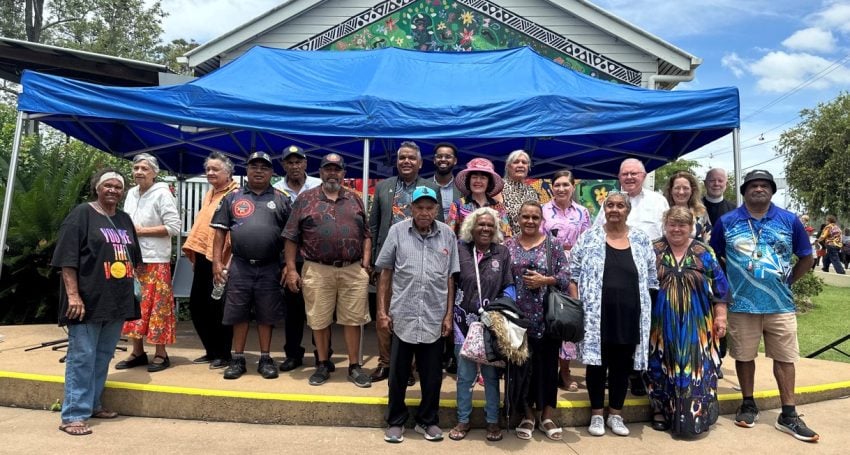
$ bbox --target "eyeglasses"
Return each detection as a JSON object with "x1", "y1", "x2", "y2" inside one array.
[{"x1": 619, "y1": 172, "x2": 644, "y2": 178}]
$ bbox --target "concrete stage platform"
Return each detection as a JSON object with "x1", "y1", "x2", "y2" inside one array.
[{"x1": 1, "y1": 322, "x2": 849, "y2": 428}]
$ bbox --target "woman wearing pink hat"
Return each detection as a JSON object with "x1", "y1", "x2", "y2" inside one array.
[{"x1": 447, "y1": 158, "x2": 512, "y2": 238}]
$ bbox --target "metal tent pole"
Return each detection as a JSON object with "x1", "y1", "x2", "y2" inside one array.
[
  {"x1": 359, "y1": 138, "x2": 371, "y2": 366},
  {"x1": 0, "y1": 112, "x2": 26, "y2": 278},
  {"x1": 733, "y1": 128, "x2": 742, "y2": 206}
]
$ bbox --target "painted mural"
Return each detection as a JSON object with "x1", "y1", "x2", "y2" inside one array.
[{"x1": 298, "y1": 0, "x2": 641, "y2": 85}]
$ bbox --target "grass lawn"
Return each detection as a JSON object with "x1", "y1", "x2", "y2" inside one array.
[{"x1": 796, "y1": 285, "x2": 850, "y2": 363}]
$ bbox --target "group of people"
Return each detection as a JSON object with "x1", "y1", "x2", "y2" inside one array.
[{"x1": 52, "y1": 142, "x2": 819, "y2": 445}]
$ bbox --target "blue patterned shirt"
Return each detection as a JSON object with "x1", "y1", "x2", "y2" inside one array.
[{"x1": 710, "y1": 203, "x2": 812, "y2": 314}]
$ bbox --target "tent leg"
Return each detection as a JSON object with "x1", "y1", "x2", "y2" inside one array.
[
  {"x1": 733, "y1": 128, "x2": 742, "y2": 206},
  {"x1": 359, "y1": 138, "x2": 370, "y2": 367},
  {"x1": 0, "y1": 111, "x2": 26, "y2": 279}
]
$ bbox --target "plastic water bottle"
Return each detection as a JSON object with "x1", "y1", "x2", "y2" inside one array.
[{"x1": 211, "y1": 270, "x2": 227, "y2": 300}]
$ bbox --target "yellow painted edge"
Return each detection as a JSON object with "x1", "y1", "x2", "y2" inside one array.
[{"x1": 3, "y1": 371, "x2": 849, "y2": 408}]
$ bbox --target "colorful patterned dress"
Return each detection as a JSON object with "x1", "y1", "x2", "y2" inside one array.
[{"x1": 646, "y1": 238, "x2": 730, "y2": 437}]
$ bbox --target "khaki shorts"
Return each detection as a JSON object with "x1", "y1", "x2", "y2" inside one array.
[
  {"x1": 727, "y1": 312, "x2": 799, "y2": 363},
  {"x1": 302, "y1": 261, "x2": 371, "y2": 330}
]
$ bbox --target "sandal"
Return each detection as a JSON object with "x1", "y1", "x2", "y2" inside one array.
[
  {"x1": 115, "y1": 352, "x2": 148, "y2": 370},
  {"x1": 651, "y1": 412, "x2": 670, "y2": 431},
  {"x1": 58, "y1": 421, "x2": 92, "y2": 436},
  {"x1": 539, "y1": 418, "x2": 563, "y2": 441},
  {"x1": 91, "y1": 409, "x2": 118, "y2": 419},
  {"x1": 147, "y1": 354, "x2": 170, "y2": 373},
  {"x1": 515, "y1": 418, "x2": 535, "y2": 440},
  {"x1": 568, "y1": 381, "x2": 579, "y2": 392},
  {"x1": 448, "y1": 423, "x2": 470, "y2": 441},
  {"x1": 486, "y1": 423, "x2": 503, "y2": 441}
]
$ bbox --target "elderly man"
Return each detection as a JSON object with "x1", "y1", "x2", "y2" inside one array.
[
  {"x1": 369, "y1": 141, "x2": 443, "y2": 383},
  {"x1": 376, "y1": 187, "x2": 458, "y2": 443},
  {"x1": 283, "y1": 153, "x2": 372, "y2": 388},
  {"x1": 710, "y1": 170, "x2": 818, "y2": 443},
  {"x1": 211, "y1": 152, "x2": 291, "y2": 380},
  {"x1": 702, "y1": 168, "x2": 736, "y2": 225},
  {"x1": 273, "y1": 145, "x2": 328, "y2": 373}
]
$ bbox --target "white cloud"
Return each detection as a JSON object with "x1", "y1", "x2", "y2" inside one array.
[
  {"x1": 781, "y1": 27, "x2": 836, "y2": 53},
  {"x1": 721, "y1": 52, "x2": 747, "y2": 78},
  {"x1": 749, "y1": 51, "x2": 850, "y2": 92},
  {"x1": 807, "y1": 1, "x2": 850, "y2": 34},
  {"x1": 154, "y1": 0, "x2": 281, "y2": 43}
]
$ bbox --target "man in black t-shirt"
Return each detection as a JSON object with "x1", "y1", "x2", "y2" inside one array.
[
  {"x1": 211, "y1": 152, "x2": 291, "y2": 380},
  {"x1": 702, "y1": 168, "x2": 737, "y2": 225}
]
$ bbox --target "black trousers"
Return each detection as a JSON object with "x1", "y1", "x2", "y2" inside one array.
[
  {"x1": 526, "y1": 336, "x2": 560, "y2": 411},
  {"x1": 188, "y1": 256, "x2": 232, "y2": 360},
  {"x1": 586, "y1": 343, "x2": 636, "y2": 410},
  {"x1": 386, "y1": 334, "x2": 443, "y2": 427},
  {"x1": 282, "y1": 262, "x2": 329, "y2": 360}
]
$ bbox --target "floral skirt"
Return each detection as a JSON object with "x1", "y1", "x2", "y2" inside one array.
[
  {"x1": 122, "y1": 263, "x2": 176, "y2": 345},
  {"x1": 559, "y1": 341, "x2": 577, "y2": 360}
]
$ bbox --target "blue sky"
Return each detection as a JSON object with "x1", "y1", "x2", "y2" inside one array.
[{"x1": 157, "y1": 0, "x2": 850, "y2": 205}]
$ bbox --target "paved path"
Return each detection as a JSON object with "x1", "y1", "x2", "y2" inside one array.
[{"x1": 2, "y1": 397, "x2": 848, "y2": 454}]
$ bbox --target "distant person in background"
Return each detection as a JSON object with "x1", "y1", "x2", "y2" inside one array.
[
  {"x1": 664, "y1": 171, "x2": 711, "y2": 242},
  {"x1": 841, "y1": 227, "x2": 850, "y2": 269},
  {"x1": 702, "y1": 168, "x2": 736, "y2": 225},
  {"x1": 53, "y1": 169, "x2": 141, "y2": 435},
  {"x1": 116, "y1": 153, "x2": 181, "y2": 373},
  {"x1": 818, "y1": 215, "x2": 845, "y2": 274},
  {"x1": 499, "y1": 150, "x2": 540, "y2": 235},
  {"x1": 540, "y1": 169, "x2": 590, "y2": 392},
  {"x1": 182, "y1": 152, "x2": 239, "y2": 370},
  {"x1": 812, "y1": 223, "x2": 827, "y2": 270}
]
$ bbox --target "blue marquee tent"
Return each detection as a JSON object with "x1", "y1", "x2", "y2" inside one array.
[{"x1": 15, "y1": 46, "x2": 739, "y2": 179}]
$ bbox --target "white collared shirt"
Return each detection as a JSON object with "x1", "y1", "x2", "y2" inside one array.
[{"x1": 594, "y1": 188, "x2": 669, "y2": 240}]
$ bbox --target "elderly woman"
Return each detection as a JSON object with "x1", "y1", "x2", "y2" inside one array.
[
  {"x1": 182, "y1": 152, "x2": 239, "y2": 369},
  {"x1": 115, "y1": 153, "x2": 181, "y2": 372},
  {"x1": 569, "y1": 192, "x2": 658, "y2": 437},
  {"x1": 646, "y1": 206, "x2": 729, "y2": 436},
  {"x1": 540, "y1": 169, "x2": 591, "y2": 393},
  {"x1": 448, "y1": 207, "x2": 515, "y2": 442},
  {"x1": 499, "y1": 150, "x2": 540, "y2": 235},
  {"x1": 52, "y1": 169, "x2": 141, "y2": 435},
  {"x1": 446, "y1": 158, "x2": 511, "y2": 238},
  {"x1": 505, "y1": 201, "x2": 569, "y2": 441},
  {"x1": 664, "y1": 171, "x2": 711, "y2": 242}
]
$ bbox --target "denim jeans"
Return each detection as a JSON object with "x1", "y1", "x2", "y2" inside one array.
[
  {"x1": 454, "y1": 345, "x2": 500, "y2": 424},
  {"x1": 62, "y1": 320, "x2": 123, "y2": 423}
]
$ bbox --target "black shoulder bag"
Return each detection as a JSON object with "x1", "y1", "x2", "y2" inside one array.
[{"x1": 543, "y1": 236, "x2": 585, "y2": 343}]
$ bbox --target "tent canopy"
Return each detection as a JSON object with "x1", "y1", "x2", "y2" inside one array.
[{"x1": 17, "y1": 46, "x2": 739, "y2": 179}]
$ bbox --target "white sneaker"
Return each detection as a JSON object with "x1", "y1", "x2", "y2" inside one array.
[
  {"x1": 606, "y1": 415, "x2": 630, "y2": 436},
  {"x1": 588, "y1": 415, "x2": 605, "y2": 436}
]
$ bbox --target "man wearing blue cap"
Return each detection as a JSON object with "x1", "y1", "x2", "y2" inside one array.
[
  {"x1": 375, "y1": 186, "x2": 459, "y2": 443},
  {"x1": 211, "y1": 151, "x2": 291, "y2": 380},
  {"x1": 710, "y1": 169, "x2": 818, "y2": 443}
]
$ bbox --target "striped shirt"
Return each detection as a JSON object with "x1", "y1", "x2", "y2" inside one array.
[{"x1": 375, "y1": 219, "x2": 460, "y2": 344}]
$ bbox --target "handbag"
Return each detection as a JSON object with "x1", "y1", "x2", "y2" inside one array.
[
  {"x1": 458, "y1": 246, "x2": 506, "y2": 367},
  {"x1": 543, "y1": 236, "x2": 585, "y2": 343}
]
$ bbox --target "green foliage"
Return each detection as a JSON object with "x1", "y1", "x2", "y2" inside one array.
[
  {"x1": 797, "y1": 285, "x2": 850, "y2": 363},
  {"x1": 653, "y1": 159, "x2": 701, "y2": 192},
  {"x1": 155, "y1": 38, "x2": 200, "y2": 75},
  {"x1": 779, "y1": 92, "x2": 850, "y2": 219},
  {"x1": 791, "y1": 270, "x2": 824, "y2": 313}
]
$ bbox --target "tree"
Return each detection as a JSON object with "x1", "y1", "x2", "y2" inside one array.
[
  {"x1": 155, "y1": 38, "x2": 200, "y2": 75},
  {"x1": 652, "y1": 158, "x2": 701, "y2": 192},
  {"x1": 778, "y1": 92, "x2": 850, "y2": 220}
]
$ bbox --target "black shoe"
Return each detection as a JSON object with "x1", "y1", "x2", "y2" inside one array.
[
  {"x1": 629, "y1": 375, "x2": 647, "y2": 396},
  {"x1": 192, "y1": 355, "x2": 212, "y2": 364},
  {"x1": 444, "y1": 357, "x2": 457, "y2": 375},
  {"x1": 716, "y1": 368, "x2": 724, "y2": 379},
  {"x1": 279, "y1": 357, "x2": 303, "y2": 372},
  {"x1": 775, "y1": 413, "x2": 819, "y2": 442},
  {"x1": 209, "y1": 358, "x2": 229, "y2": 370},
  {"x1": 407, "y1": 374, "x2": 416, "y2": 387},
  {"x1": 308, "y1": 363, "x2": 330, "y2": 386},
  {"x1": 314, "y1": 349, "x2": 335, "y2": 372},
  {"x1": 258, "y1": 357, "x2": 279, "y2": 379},
  {"x1": 223, "y1": 358, "x2": 247, "y2": 380},
  {"x1": 370, "y1": 366, "x2": 390, "y2": 382},
  {"x1": 348, "y1": 365, "x2": 372, "y2": 388},
  {"x1": 735, "y1": 401, "x2": 760, "y2": 428},
  {"x1": 147, "y1": 355, "x2": 170, "y2": 373},
  {"x1": 115, "y1": 352, "x2": 148, "y2": 370},
  {"x1": 651, "y1": 413, "x2": 670, "y2": 431}
]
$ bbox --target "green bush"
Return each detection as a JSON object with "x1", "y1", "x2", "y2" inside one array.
[{"x1": 792, "y1": 270, "x2": 824, "y2": 313}]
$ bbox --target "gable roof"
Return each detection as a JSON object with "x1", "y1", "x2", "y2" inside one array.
[{"x1": 185, "y1": 0, "x2": 699, "y2": 83}]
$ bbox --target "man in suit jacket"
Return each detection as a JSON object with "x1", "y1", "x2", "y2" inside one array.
[
  {"x1": 431, "y1": 142, "x2": 462, "y2": 220},
  {"x1": 369, "y1": 141, "x2": 443, "y2": 382}
]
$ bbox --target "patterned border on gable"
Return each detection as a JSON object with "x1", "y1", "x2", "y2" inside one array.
[{"x1": 291, "y1": 0, "x2": 642, "y2": 86}]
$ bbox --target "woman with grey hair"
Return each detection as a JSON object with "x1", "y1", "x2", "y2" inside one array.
[
  {"x1": 499, "y1": 150, "x2": 540, "y2": 234},
  {"x1": 568, "y1": 191, "x2": 658, "y2": 437},
  {"x1": 182, "y1": 152, "x2": 239, "y2": 369},
  {"x1": 115, "y1": 153, "x2": 181, "y2": 372},
  {"x1": 449, "y1": 207, "x2": 515, "y2": 442}
]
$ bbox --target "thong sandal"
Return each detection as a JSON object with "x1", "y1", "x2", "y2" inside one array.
[
  {"x1": 515, "y1": 418, "x2": 535, "y2": 440},
  {"x1": 568, "y1": 381, "x2": 579, "y2": 392},
  {"x1": 448, "y1": 423, "x2": 470, "y2": 441},
  {"x1": 91, "y1": 409, "x2": 118, "y2": 419},
  {"x1": 486, "y1": 423, "x2": 503, "y2": 442},
  {"x1": 539, "y1": 418, "x2": 563, "y2": 441},
  {"x1": 59, "y1": 421, "x2": 92, "y2": 436}
]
